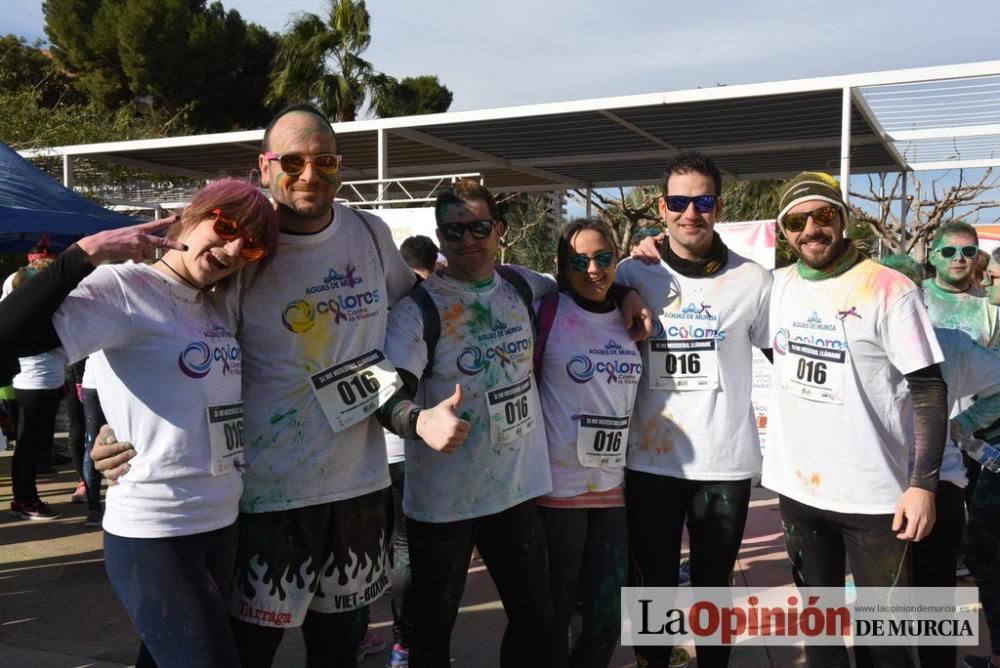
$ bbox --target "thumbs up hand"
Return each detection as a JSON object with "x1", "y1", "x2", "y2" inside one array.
[{"x1": 415, "y1": 384, "x2": 471, "y2": 453}]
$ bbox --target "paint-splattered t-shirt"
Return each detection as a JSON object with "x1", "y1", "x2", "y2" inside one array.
[
  {"x1": 616, "y1": 251, "x2": 772, "y2": 480},
  {"x1": 53, "y1": 263, "x2": 243, "y2": 538},
  {"x1": 384, "y1": 267, "x2": 555, "y2": 522},
  {"x1": 536, "y1": 292, "x2": 640, "y2": 499},
  {"x1": 762, "y1": 259, "x2": 943, "y2": 515},
  {"x1": 225, "y1": 204, "x2": 416, "y2": 513},
  {"x1": 921, "y1": 279, "x2": 1000, "y2": 349}
]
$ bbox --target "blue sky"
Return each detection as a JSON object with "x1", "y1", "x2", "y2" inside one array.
[
  {"x1": 5, "y1": 0, "x2": 998, "y2": 221},
  {"x1": 8, "y1": 0, "x2": 999, "y2": 112}
]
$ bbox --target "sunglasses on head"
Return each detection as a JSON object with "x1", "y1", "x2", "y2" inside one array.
[
  {"x1": 935, "y1": 245, "x2": 978, "y2": 260},
  {"x1": 211, "y1": 209, "x2": 267, "y2": 262},
  {"x1": 263, "y1": 151, "x2": 342, "y2": 176},
  {"x1": 781, "y1": 205, "x2": 841, "y2": 233},
  {"x1": 568, "y1": 251, "x2": 615, "y2": 272},
  {"x1": 438, "y1": 219, "x2": 497, "y2": 243},
  {"x1": 665, "y1": 194, "x2": 718, "y2": 214}
]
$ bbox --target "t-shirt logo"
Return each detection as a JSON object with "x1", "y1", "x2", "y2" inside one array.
[
  {"x1": 178, "y1": 327, "x2": 240, "y2": 378},
  {"x1": 565, "y1": 341, "x2": 642, "y2": 384},
  {"x1": 281, "y1": 265, "x2": 381, "y2": 334}
]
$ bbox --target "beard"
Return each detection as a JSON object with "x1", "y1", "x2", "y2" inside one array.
[{"x1": 795, "y1": 233, "x2": 846, "y2": 270}]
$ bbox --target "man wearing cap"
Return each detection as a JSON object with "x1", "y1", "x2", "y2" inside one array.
[{"x1": 762, "y1": 171, "x2": 947, "y2": 666}]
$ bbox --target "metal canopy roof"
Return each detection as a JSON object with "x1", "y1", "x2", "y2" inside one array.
[{"x1": 20, "y1": 60, "x2": 1000, "y2": 203}]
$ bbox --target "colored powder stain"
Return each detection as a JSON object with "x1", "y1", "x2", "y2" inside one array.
[
  {"x1": 270, "y1": 409, "x2": 298, "y2": 425},
  {"x1": 466, "y1": 301, "x2": 494, "y2": 333},
  {"x1": 586, "y1": 482, "x2": 598, "y2": 493},
  {"x1": 441, "y1": 302, "x2": 465, "y2": 337}
]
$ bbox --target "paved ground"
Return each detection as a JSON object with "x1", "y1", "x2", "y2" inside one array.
[{"x1": 0, "y1": 445, "x2": 990, "y2": 667}]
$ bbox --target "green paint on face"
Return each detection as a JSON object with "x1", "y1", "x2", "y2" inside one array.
[{"x1": 930, "y1": 233, "x2": 976, "y2": 291}]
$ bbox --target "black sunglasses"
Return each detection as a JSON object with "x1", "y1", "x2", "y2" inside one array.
[
  {"x1": 665, "y1": 195, "x2": 718, "y2": 214},
  {"x1": 439, "y1": 219, "x2": 497, "y2": 243},
  {"x1": 935, "y1": 245, "x2": 978, "y2": 260}
]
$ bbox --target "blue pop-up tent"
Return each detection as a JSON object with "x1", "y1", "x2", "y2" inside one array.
[{"x1": 0, "y1": 142, "x2": 136, "y2": 253}]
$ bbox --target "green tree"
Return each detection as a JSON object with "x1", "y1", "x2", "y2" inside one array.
[
  {"x1": 0, "y1": 34, "x2": 78, "y2": 106},
  {"x1": 266, "y1": 0, "x2": 396, "y2": 122},
  {"x1": 375, "y1": 75, "x2": 453, "y2": 118},
  {"x1": 42, "y1": 0, "x2": 276, "y2": 131},
  {"x1": 499, "y1": 194, "x2": 558, "y2": 271}
]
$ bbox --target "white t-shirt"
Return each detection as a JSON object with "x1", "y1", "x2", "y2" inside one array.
[
  {"x1": 922, "y1": 279, "x2": 1000, "y2": 349},
  {"x1": 762, "y1": 260, "x2": 943, "y2": 515},
  {"x1": 52, "y1": 263, "x2": 243, "y2": 538},
  {"x1": 12, "y1": 352, "x2": 64, "y2": 390},
  {"x1": 537, "y1": 293, "x2": 640, "y2": 497},
  {"x1": 384, "y1": 267, "x2": 555, "y2": 522},
  {"x1": 616, "y1": 252, "x2": 772, "y2": 480},
  {"x1": 385, "y1": 429, "x2": 405, "y2": 465},
  {"x1": 222, "y1": 204, "x2": 415, "y2": 513},
  {"x1": 0, "y1": 282, "x2": 64, "y2": 391},
  {"x1": 934, "y1": 327, "x2": 1000, "y2": 487}
]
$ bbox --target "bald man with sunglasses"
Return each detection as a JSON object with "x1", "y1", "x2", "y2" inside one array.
[{"x1": 762, "y1": 171, "x2": 947, "y2": 667}]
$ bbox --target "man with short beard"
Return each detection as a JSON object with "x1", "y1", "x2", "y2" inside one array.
[
  {"x1": 923, "y1": 220, "x2": 1000, "y2": 348},
  {"x1": 762, "y1": 171, "x2": 947, "y2": 667}
]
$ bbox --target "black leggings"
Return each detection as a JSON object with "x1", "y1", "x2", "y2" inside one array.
[
  {"x1": 779, "y1": 494, "x2": 916, "y2": 668},
  {"x1": 912, "y1": 481, "x2": 965, "y2": 668},
  {"x1": 407, "y1": 500, "x2": 552, "y2": 668},
  {"x1": 12, "y1": 387, "x2": 63, "y2": 503},
  {"x1": 625, "y1": 470, "x2": 752, "y2": 668},
  {"x1": 538, "y1": 505, "x2": 627, "y2": 668},
  {"x1": 384, "y1": 461, "x2": 413, "y2": 647},
  {"x1": 965, "y1": 468, "x2": 1000, "y2": 654}
]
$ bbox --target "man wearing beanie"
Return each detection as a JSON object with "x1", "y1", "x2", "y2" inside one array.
[
  {"x1": 617, "y1": 151, "x2": 772, "y2": 668},
  {"x1": 761, "y1": 171, "x2": 947, "y2": 666}
]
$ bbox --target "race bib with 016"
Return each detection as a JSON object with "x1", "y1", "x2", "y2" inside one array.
[
  {"x1": 486, "y1": 375, "x2": 539, "y2": 446},
  {"x1": 576, "y1": 414, "x2": 629, "y2": 468},
  {"x1": 648, "y1": 338, "x2": 719, "y2": 390},
  {"x1": 780, "y1": 340, "x2": 847, "y2": 404},
  {"x1": 310, "y1": 350, "x2": 403, "y2": 433},
  {"x1": 207, "y1": 402, "x2": 244, "y2": 476}
]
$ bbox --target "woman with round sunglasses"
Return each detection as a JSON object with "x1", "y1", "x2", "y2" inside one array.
[
  {"x1": 533, "y1": 218, "x2": 641, "y2": 668},
  {"x1": 0, "y1": 178, "x2": 278, "y2": 668}
]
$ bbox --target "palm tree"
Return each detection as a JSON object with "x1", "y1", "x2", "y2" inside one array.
[{"x1": 266, "y1": 0, "x2": 395, "y2": 122}]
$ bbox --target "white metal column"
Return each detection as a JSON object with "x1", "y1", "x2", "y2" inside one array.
[
  {"x1": 900, "y1": 171, "x2": 909, "y2": 251},
  {"x1": 62, "y1": 154, "x2": 74, "y2": 188},
  {"x1": 377, "y1": 128, "x2": 387, "y2": 204},
  {"x1": 839, "y1": 87, "x2": 852, "y2": 201}
]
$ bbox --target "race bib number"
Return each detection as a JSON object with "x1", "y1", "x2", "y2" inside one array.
[
  {"x1": 781, "y1": 341, "x2": 846, "y2": 404},
  {"x1": 648, "y1": 338, "x2": 719, "y2": 390},
  {"x1": 310, "y1": 350, "x2": 403, "y2": 433},
  {"x1": 207, "y1": 402, "x2": 244, "y2": 476},
  {"x1": 486, "y1": 375, "x2": 539, "y2": 446},
  {"x1": 576, "y1": 414, "x2": 629, "y2": 468}
]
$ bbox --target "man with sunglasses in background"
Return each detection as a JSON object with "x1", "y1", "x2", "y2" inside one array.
[
  {"x1": 617, "y1": 151, "x2": 772, "y2": 668},
  {"x1": 923, "y1": 221, "x2": 1000, "y2": 348},
  {"x1": 762, "y1": 171, "x2": 946, "y2": 667}
]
